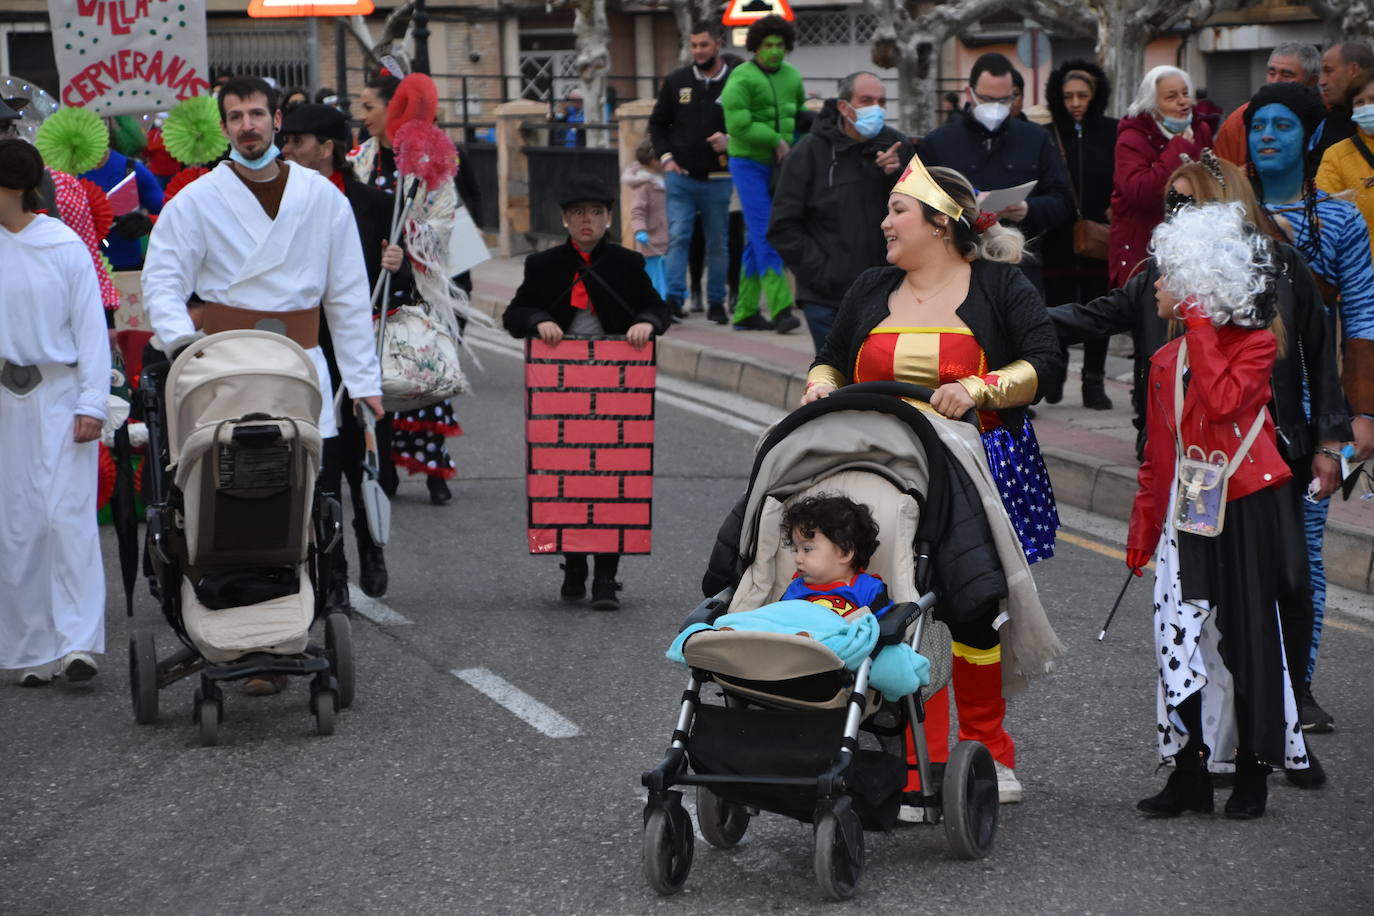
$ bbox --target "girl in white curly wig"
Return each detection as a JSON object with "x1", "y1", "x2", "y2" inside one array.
[{"x1": 1127, "y1": 200, "x2": 1310, "y2": 821}]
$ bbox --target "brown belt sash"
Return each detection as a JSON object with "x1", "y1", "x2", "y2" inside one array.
[{"x1": 201, "y1": 302, "x2": 320, "y2": 349}]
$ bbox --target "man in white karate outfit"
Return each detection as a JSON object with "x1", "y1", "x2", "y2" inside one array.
[{"x1": 143, "y1": 76, "x2": 382, "y2": 436}]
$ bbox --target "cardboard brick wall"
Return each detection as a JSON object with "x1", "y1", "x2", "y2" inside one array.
[{"x1": 525, "y1": 338, "x2": 656, "y2": 555}]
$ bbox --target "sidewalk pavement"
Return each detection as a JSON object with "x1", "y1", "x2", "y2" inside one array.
[{"x1": 470, "y1": 255, "x2": 1374, "y2": 594}]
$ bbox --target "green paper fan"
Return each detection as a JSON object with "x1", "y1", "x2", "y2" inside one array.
[
  {"x1": 162, "y1": 96, "x2": 227, "y2": 166},
  {"x1": 34, "y1": 107, "x2": 108, "y2": 175}
]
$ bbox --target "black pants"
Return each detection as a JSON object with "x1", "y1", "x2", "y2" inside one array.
[
  {"x1": 563, "y1": 553, "x2": 620, "y2": 579},
  {"x1": 689, "y1": 211, "x2": 745, "y2": 300},
  {"x1": 320, "y1": 402, "x2": 393, "y2": 568}
]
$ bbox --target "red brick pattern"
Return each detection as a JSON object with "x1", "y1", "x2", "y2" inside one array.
[{"x1": 525, "y1": 338, "x2": 655, "y2": 555}]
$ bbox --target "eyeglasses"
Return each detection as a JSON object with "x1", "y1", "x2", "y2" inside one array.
[{"x1": 970, "y1": 89, "x2": 1016, "y2": 106}]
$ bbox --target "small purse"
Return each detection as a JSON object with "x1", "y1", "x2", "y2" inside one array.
[
  {"x1": 1170, "y1": 341, "x2": 1267, "y2": 537},
  {"x1": 1072, "y1": 218, "x2": 1110, "y2": 260}
]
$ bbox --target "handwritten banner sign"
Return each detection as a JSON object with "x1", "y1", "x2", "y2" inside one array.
[{"x1": 49, "y1": 1, "x2": 210, "y2": 116}]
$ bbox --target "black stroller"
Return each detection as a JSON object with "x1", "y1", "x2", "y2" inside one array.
[
  {"x1": 130, "y1": 330, "x2": 354, "y2": 746},
  {"x1": 640, "y1": 382, "x2": 1000, "y2": 901}
]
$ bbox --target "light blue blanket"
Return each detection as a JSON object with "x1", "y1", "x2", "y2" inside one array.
[{"x1": 667, "y1": 600, "x2": 930, "y2": 701}]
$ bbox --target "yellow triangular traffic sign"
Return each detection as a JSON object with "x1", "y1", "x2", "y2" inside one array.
[
  {"x1": 247, "y1": 0, "x2": 375, "y2": 18},
  {"x1": 722, "y1": 0, "x2": 794, "y2": 27}
]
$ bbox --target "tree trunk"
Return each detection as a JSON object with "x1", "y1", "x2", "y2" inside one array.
[
  {"x1": 1099, "y1": 19, "x2": 1147, "y2": 119},
  {"x1": 1307, "y1": 0, "x2": 1374, "y2": 45}
]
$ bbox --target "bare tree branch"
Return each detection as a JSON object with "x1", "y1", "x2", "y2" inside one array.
[{"x1": 345, "y1": 4, "x2": 416, "y2": 73}]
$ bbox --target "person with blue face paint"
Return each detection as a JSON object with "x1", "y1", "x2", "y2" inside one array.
[
  {"x1": 767, "y1": 71, "x2": 915, "y2": 355},
  {"x1": 1108, "y1": 66, "x2": 1211, "y2": 292},
  {"x1": 1246, "y1": 81, "x2": 1374, "y2": 739}
]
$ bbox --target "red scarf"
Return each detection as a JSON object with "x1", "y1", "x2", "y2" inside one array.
[
  {"x1": 569, "y1": 241, "x2": 593, "y2": 311},
  {"x1": 327, "y1": 169, "x2": 346, "y2": 193}
]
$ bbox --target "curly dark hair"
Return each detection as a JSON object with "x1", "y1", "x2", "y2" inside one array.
[
  {"x1": 781, "y1": 495, "x2": 881, "y2": 571},
  {"x1": 745, "y1": 14, "x2": 796, "y2": 53}
]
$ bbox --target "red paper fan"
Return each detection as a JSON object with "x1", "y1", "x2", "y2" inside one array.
[
  {"x1": 385, "y1": 73, "x2": 439, "y2": 143},
  {"x1": 80, "y1": 178, "x2": 113, "y2": 242},
  {"x1": 164, "y1": 166, "x2": 209, "y2": 203},
  {"x1": 394, "y1": 121, "x2": 457, "y2": 191}
]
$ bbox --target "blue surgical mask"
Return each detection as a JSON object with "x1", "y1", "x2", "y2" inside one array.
[
  {"x1": 229, "y1": 141, "x2": 280, "y2": 171},
  {"x1": 847, "y1": 104, "x2": 886, "y2": 139},
  {"x1": 1160, "y1": 114, "x2": 1192, "y2": 134},
  {"x1": 1353, "y1": 104, "x2": 1374, "y2": 133}
]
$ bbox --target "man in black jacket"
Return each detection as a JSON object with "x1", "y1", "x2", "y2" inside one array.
[
  {"x1": 648, "y1": 19, "x2": 736, "y2": 324},
  {"x1": 281, "y1": 103, "x2": 399, "y2": 615},
  {"x1": 919, "y1": 52, "x2": 1072, "y2": 295},
  {"x1": 768, "y1": 71, "x2": 913, "y2": 354}
]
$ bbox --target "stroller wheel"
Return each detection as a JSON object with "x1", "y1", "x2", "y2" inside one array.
[
  {"x1": 325, "y1": 613, "x2": 355, "y2": 710},
  {"x1": 128, "y1": 631, "x2": 159, "y2": 725},
  {"x1": 642, "y1": 804, "x2": 694, "y2": 895},
  {"x1": 942, "y1": 740, "x2": 998, "y2": 860},
  {"x1": 313, "y1": 688, "x2": 337, "y2": 737},
  {"x1": 814, "y1": 805, "x2": 864, "y2": 901},
  {"x1": 696, "y1": 785, "x2": 750, "y2": 848},
  {"x1": 196, "y1": 698, "x2": 220, "y2": 747}
]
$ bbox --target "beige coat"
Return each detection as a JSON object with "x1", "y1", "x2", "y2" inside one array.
[{"x1": 621, "y1": 162, "x2": 668, "y2": 255}]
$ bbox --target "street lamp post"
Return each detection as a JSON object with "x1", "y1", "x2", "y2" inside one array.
[{"x1": 412, "y1": 0, "x2": 431, "y2": 75}]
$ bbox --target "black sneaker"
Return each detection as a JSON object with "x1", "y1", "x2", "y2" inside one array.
[
  {"x1": 666, "y1": 296, "x2": 687, "y2": 322},
  {"x1": 590, "y1": 576, "x2": 622, "y2": 611},
  {"x1": 732, "y1": 313, "x2": 774, "y2": 331},
  {"x1": 326, "y1": 577, "x2": 352, "y2": 612},
  {"x1": 1298, "y1": 682, "x2": 1335, "y2": 733},
  {"x1": 773, "y1": 308, "x2": 801, "y2": 334},
  {"x1": 560, "y1": 560, "x2": 587, "y2": 602},
  {"x1": 359, "y1": 545, "x2": 388, "y2": 598},
  {"x1": 690, "y1": 293, "x2": 706, "y2": 313},
  {"x1": 707, "y1": 302, "x2": 727, "y2": 325}
]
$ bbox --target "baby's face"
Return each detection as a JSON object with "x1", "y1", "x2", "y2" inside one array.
[{"x1": 791, "y1": 528, "x2": 855, "y2": 585}]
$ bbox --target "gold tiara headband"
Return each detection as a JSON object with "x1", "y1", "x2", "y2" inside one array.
[{"x1": 891, "y1": 155, "x2": 964, "y2": 222}]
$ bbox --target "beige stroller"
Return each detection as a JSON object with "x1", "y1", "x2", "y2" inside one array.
[
  {"x1": 133, "y1": 330, "x2": 354, "y2": 745},
  {"x1": 641, "y1": 382, "x2": 1000, "y2": 901}
]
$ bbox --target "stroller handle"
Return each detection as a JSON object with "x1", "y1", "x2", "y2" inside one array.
[{"x1": 833, "y1": 381, "x2": 980, "y2": 429}]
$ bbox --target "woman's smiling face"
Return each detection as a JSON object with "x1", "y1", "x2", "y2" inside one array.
[
  {"x1": 880, "y1": 194, "x2": 939, "y2": 269},
  {"x1": 358, "y1": 88, "x2": 388, "y2": 140},
  {"x1": 1248, "y1": 102, "x2": 1304, "y2": 179}
]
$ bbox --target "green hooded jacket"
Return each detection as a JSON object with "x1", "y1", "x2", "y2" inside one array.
[{"x1": 720, "y1": 60, "x2": 807, "y2": 166}]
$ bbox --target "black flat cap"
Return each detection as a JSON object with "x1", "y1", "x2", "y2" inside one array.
[
  {"x1": 279, "y1": 103, "x2": 349, "y2": 143},
  {"x1": 559, "y1": 174, "x2": 615, "y2": 208}
]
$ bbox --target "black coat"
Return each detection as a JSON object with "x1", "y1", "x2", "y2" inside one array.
[
  {"x1": 1048, "y1": 242, "x2": 1352, "y2": 461},
  {"x1": 502, "y1": 235, "x2": 672, "y2": 337},
  {"x1": 767, "y1": 99, "x2": 915, "y2": 309},
  {"x1": 1041, "y1": 60, "x2": 1117, "y2": 285},
  {"x1": 812, "y1": 261, "x2": 1065, "y2": 431},
  {"x1": 917, "y1": 109, "x2": 1074, "y2": 292},
  {"x1": 647, "y1": 57, "x2": 742, "y2": 180}
]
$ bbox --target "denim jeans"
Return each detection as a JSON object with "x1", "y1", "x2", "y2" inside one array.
[
  {"x1": 665, "y1": 172, "x2": 732, "y2": 304},
  {"x1": 799, "y1": 301, "x2": 837, "y2": 355}
]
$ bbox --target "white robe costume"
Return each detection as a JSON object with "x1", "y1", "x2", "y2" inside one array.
[
  {"x1": 142, "y1": 161, "x2": 381, "y2": 437},
  {"x1": 0, "y1": 215, "x2": 110, "y2": 669}
]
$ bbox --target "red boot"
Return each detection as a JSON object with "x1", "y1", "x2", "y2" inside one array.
[
  {"x1": 904, "y1": 685, "x2": 950, "y2": 791},
  {"x1": 951, "y1": 654, "x2": 1014, "y2": 768}
]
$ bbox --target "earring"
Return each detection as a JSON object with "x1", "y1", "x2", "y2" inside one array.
[{"x1": 932, "y1": 229, "x2": 941, "y2": 238}]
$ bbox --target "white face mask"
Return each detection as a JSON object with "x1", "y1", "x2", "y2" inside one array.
[{"x1": 972, "y1": 101, "x2": 1010, "y2": 133}]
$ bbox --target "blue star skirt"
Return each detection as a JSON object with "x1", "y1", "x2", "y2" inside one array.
[{"x1": 982, "y1": 420, "x2": 1058, "y2": 564}]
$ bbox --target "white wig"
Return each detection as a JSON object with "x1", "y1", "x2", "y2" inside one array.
[
  {"x1": 1150, "y1": 201, "x2": 1276, "y2": 327},
  {"x1": 1127, "y1": 65, "x2": 1193, "y2": 117}
]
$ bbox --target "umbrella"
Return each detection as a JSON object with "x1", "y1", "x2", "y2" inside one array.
[{"x1": 108, "y1": 351, "x2": 138, "y2": 616}]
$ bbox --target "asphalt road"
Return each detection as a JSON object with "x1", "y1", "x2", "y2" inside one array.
[{"x1": 3, "y1": 328, "x2": 1371, "y2": 915}]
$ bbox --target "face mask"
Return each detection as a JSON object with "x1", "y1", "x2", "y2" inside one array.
[
  {"x1": 1160, "y1": 114, "x2": 1191, "y2": 134},
  {"x1": 229, "y1": 141, "x2": 280, "y2": 171},
  {"x1": 972, "y1": 101, "x2": 1009, "y2": 133},
  {"x1": 1353, "y1": 104, "x2": 1374, "y2": 133},
  {"x1": 847, "y1": 104, "x2": 886, "y2": 139}
]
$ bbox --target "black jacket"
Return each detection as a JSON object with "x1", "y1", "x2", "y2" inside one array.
[
  {"x1": 502, "y1": 235, "x2": 672, "y2": 337},
  {"x1": 1313, "y1": 107, "x2": 1355, "y2": 164},
  {"x1": 1041, "y1": 60, "x2": 1117, "y2": 281},
  {"x1": 813, "y1": 261, "x2": 1066, "y2": 431},
  {"x1": 1048, "y1": 242, "x2": 1351, "y2": 461},
  {"x1": 767, "y1": 99, "x2": 915, "y2": 309},
  {"x1": 647, "y1": 57, "x2": 741, "y2": 181},
  {"x1": 918, "y1": 109, "x2": 1074, "y2": 292}
]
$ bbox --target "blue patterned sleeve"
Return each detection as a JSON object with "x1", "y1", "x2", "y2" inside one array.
[{"x1": 1335, "y1": 205, "x2": 1374, "y2": 341}]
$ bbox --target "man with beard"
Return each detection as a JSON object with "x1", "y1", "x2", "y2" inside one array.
[{"x1": 279, "y1": 102, "x2": 402, "y2": 616}]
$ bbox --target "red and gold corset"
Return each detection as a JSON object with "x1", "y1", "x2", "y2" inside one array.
[{"x1": 806, "y1": 326, "x2": 1040, "y2": 431}]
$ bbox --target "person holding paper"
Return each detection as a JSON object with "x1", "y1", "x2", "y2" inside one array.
[
  {"x1": 917, "y1": 52, "x2": 1073, "y2": 295},
  {"x1": 80, "y1": 122, "x2": 164, "y2": 270}
]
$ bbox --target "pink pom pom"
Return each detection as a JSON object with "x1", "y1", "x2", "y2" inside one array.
[{"x1": 394, "y1": 121, "x2": 458, "y2": 190}]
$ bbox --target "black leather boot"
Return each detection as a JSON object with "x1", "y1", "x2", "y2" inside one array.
[
  {"x1": 560, "y1": 554, "x2": 588, "y2": 602},
  {"x1": 326, "y1": 545, "x2": 352, "y2": 611},
  {"x1": 590, "y1": 554, "x2": 621, "y2": 610},
  {"x1": 1081, "y1": 371, "x2": 1114, "y2": 410},
  {"x1": 427, "y1": 476, "x2": 452, "y2": 505},
  {"x1": 359, "y1": 544, "x2": 388, "y2": 598},
  {"x1": 1225, "y1": 751, "x2": 1271, "y2": 819},
  {"x1": 1137, "y1": 746, "x2": 1213, "y2": 817}
]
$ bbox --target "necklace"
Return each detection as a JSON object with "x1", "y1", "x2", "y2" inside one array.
[{"x1": 903, "y1": 269, "x2": 961, "y2": 305}]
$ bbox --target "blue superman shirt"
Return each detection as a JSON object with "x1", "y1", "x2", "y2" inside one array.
[{"x1": 780, "y1": 571, "x2": 892, "y2": 619}]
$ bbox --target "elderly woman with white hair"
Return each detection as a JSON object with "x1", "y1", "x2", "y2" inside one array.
[
  {"x1": 1127, "y1": 202, "x2": 1308, "y2": 822},
  {"x1": 1108, "y1": 65, "x2": 1211, "y2": 290}
]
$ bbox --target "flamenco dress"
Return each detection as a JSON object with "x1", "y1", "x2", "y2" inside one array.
[{"x1": 851, "y1": 326, "x2": 1059, "y2": 781}]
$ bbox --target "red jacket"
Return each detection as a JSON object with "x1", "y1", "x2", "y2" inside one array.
[
  {"x1": 1127, "y1": 321, "x2": 1291, "y2": 555},
  {"x1": 1107, "y1": 112, "x2": 1212, "y2": 287}
]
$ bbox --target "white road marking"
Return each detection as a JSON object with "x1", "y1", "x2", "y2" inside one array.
[
  {"x1": 451, "y1": 667, "x2": 582, "y2": 738},
  {"x1": 347, "y1": 585, "x2": 412, "y2": 626}
]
